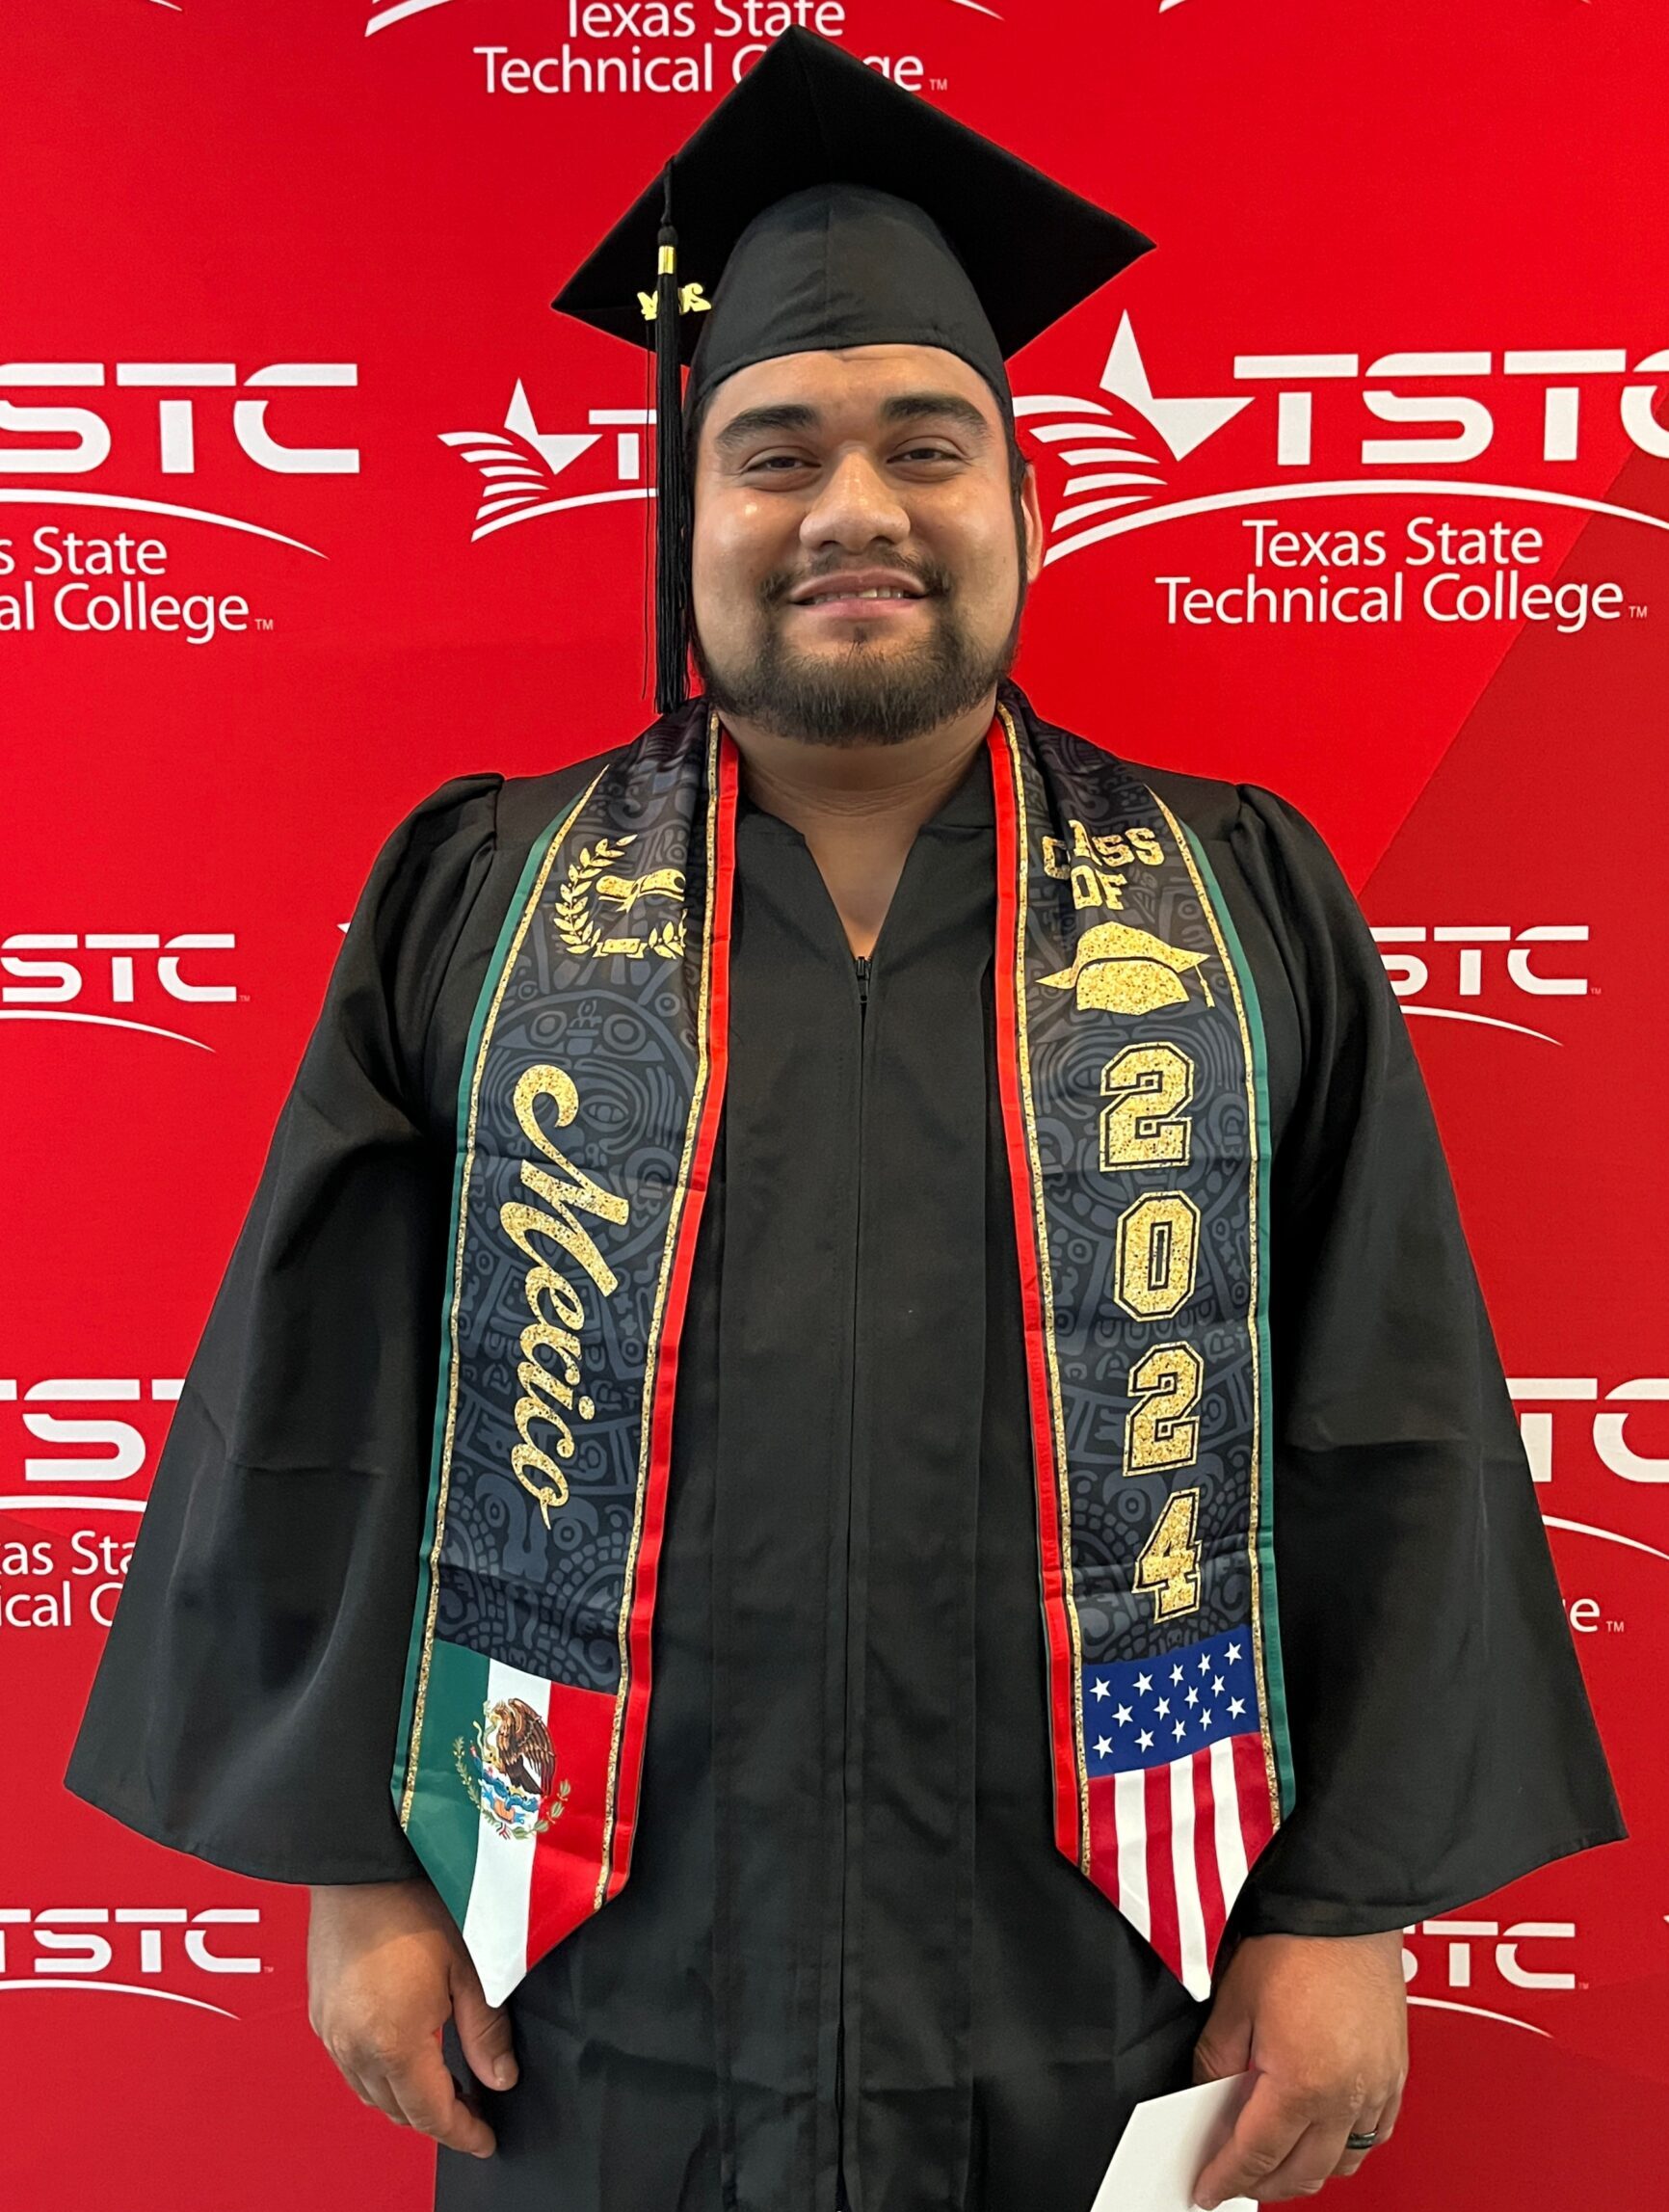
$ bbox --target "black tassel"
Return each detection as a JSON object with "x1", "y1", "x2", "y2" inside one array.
[{"x1": 652, "y1": 165, "x2": 693, "y2": 718}]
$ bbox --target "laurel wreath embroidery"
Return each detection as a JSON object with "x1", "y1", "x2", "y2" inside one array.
[{"x1": 553, "y1": 833, "x2": 686, "y2": 960}]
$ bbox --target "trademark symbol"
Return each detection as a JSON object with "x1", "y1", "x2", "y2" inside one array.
[
  {"x1": 1604, "y1": 1617, "x2": 1627, "y2": 1633},
  {"x1": 929, "y1": 75, "x2": 948, "y2": 90},
  {"x1": 256, "y1": 615, "x2": 275, "y2": 630},
  {"x1": 1629, "y1": 602, "x2": 1649, "y2": 619}
]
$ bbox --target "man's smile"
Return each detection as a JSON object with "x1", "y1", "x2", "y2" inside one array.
[
  {"x1": 789, "y1": 593, "x2": 932, "y2": 620},
  {"x1": 785, "y1": 567, "x2": 935, "y2": 620}
]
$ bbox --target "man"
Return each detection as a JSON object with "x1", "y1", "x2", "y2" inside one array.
[{"x1": 66, "y1": 29, "x2": 1622, "y2": 2212}]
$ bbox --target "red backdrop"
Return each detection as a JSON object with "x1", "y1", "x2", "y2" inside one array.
[{"x1": 3, "y1": 1, "x2": 1665, "y2": 2203}]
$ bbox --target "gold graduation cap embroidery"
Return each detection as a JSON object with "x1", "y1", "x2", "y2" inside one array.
[{"x1": 1037, "y1": 922, "x2": 1215, "y2": 1016}]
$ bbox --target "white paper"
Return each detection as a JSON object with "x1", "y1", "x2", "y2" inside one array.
[{"x1": 1087, "y1": 2071, "x2": 1258, "y2": 2212}]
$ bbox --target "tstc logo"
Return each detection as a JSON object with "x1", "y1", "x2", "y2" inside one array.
[
  {"x1": 1371, "y1": 924, "x2": 1588, "y2": 1044},
  {"x1": 1402, "y1": 1917, "x2": 1577, "y2": 2037},
  {"x1": 1021, "y1": 317, "x2": 1669, "y2": 569},
  {"x1": 442, "y1": 379, "x2": 658, "y2": 541},
  {"x1": 0, "y1": 1375, "x2": 177, "y2": 1630},
  {"x1": 0, "y1": 1907, "x2": 261, "y2": 2017},
  {"x1": 0, "y1": 360, "x2": 357, "y2": 555},
  {"x1": 0, "y1": 1375, "x2": 179, "y2": 1513},
  {"x1": 1, "y1": 932, "x2": 238, "y2": 1051},
  {"x1": 1512, "y1": 1378, "x2": 1669, "y2": 1491},
  {"x1": 1512, "y1": 1375, "x2": 1669, "y2": 1600}
]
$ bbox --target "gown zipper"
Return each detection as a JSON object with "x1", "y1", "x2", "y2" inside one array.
[{"x1": 834, "y1": 951, "x2": 870, "y2": 2212}]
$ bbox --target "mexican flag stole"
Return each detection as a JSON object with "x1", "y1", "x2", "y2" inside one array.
[{"x1": 392, "y1": 695, "x2": 1293, "y2": 2006}]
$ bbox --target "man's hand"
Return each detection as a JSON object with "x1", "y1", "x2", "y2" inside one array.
[
  {"x1": 1190, "y1": 1931, "x2": 1408, "y2": 2206},
  {"x1": 307, "y1": 1877, "x2": 516, "y2": 2159}
]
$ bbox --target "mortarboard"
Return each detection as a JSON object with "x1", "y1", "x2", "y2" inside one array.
[{"x1": 549, "y1": 26, "x2": 1155, "y2": 715}]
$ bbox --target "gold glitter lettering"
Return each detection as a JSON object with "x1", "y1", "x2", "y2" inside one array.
[
  {"x1": 496, "y1": 1063, "x2": 630, "y2": 1526},
  {"x1": 1099, "y1": 1043, "x2": 1196, "y2": 1169},
  {"x1": 1125, "y1": 1344, "x2": 1205, "y2": 1475}
]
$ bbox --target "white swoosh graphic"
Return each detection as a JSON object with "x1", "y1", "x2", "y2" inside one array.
[
  {"x1": 0, "y1": 1980, "x2": 233, "y2": 2017},
  {"x1": 366, "y1": 0, "x2": 453, "y2": 30},
  {"x1": 1044, "y1": 477, "x2": 1669, "y2": 565},
  {"x1": 1543, "y1": 1515, "x2": 1669, "y2": 1565},
  {"x1": 1402, "y1": 1005, "x2": 1560, "y2": 1045},
  {"x1": 0, "y1": 1011, "x2": 211, "y2": 1051},
  {"x1": 0, "y1": 1496, "x2": 146, "y2": 1513},
  {"x1": 1408, "y1": 1995, "x2": 1549, "y2": 2038},
  {"x1": 472, "y1": 487, "x2": 651, "y2": 541},
  {"x1": 0, "y1": 490, "x2": 322, "y2": 555}
]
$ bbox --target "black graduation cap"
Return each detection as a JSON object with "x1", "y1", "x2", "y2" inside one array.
[{"x1": 550, "y1": 26, "x2": 1155, "y2": 715}]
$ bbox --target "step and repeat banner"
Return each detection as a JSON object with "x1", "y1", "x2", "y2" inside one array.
[{"x1": 3, "y1": 1, "x2": 1666, "y2": 2205}]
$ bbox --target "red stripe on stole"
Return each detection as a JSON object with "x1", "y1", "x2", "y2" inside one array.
[
  {"x1": 605, "y1": 728, "x2": 738, "y2": 1900},
  {"x1": 1191, "y1": 1744, "x2": 1229, "y2": 1971},
  {"x1": 1142, "y1": 1761, "x2": 1181, "y2": 1984},
  {"x1": 1232, "y1": 1726, "x2": 1276, "y2": 1861},
  {"x1": 987, "y1": 715, "x2": 1080, "y2": 1868}
]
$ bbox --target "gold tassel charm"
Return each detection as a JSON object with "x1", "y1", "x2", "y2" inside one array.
[{"x1": 638, "y1": 280, "x2": 712, "y2": 321}]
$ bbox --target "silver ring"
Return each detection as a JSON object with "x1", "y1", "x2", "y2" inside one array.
[{"x1": 1344, "y1": 2130, "x2": 1379, "y2": 2153}]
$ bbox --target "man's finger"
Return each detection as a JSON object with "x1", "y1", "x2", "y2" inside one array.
[
  {"x1": 1329, "y1": 2077, "x2": 1405, "y2": 2179},
  {"x1": 1192, "y1": 2012, "x2": 1253, "y2": 2086},
  {"x1": 382, "y1": 2038, "x2": 497, "y2": 2159},
  {"x1": 1328, "y1": 2116, "x2": 1382, "y2": 2183},
  {"x1": 1193, "y1": 2074, "x2": 1311, "y2": 2208},
  {"x1": 1248, "y1": 2118, "x2": 1355, "y2": 2199},
  {"x1": 453, "y1": 1966, "x2": 517, "y2": 2091},
  {"x1": 341, "y1": 2065, "x2": 411, "y2": 2128}
]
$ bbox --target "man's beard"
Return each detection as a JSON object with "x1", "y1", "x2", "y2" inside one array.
[{"x1": 691, "y1": 555, "x2": 1026, "y2": 748}]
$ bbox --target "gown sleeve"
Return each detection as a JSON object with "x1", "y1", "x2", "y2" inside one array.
[
  {"x1": 1223, "y1": 784, "x2": 1627, "y2": 1939},
  {"x1": 63, "y1": 772, "x2": 504, "y2": 1885}
]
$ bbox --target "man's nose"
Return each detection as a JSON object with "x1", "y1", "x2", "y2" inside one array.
[{"x1": 799, "y1": 448, "x2": 912, "y2": 548}]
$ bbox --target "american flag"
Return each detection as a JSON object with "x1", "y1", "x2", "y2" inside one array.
[{"x1": 1083, "y1": 1625, "x2": 1276, "y2": 1997}]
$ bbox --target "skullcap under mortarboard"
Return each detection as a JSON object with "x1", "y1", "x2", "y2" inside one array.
[{"x1": 549, "y1": 26, "x2": 1155, "y2": 715}]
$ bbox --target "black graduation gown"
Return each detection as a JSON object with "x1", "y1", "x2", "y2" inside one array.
[{"x1": 66, "y1": 680, "x2": 1624, "y2": 2212}]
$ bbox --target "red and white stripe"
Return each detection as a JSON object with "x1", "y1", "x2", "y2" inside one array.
[{"x1": 1090, "y1": 1731, "x2": 1276, "y2": 1998}]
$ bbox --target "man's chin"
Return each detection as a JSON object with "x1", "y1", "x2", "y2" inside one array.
[
  {"x1": 697, "y1": 635, "x2": 1006, "y2": 748},
  {"x1": 709, "y1": 680, "x2": 961, "y2": 748}
]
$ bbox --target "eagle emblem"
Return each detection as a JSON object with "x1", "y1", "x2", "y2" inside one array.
[
  {"x1": 1037, "y1": 921, "x2": 1215, "y2": 1016},
  {"x1": 455, "y1": 1696, "x2": 571, "y2": 1840},
  {"x1": 553, "y1": 832, "x2": 686, "y2": 961}
]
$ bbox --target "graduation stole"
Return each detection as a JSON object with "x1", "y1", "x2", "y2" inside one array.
[{"x1": 391, "y1": 691, "x2": 1293, "y2": 2006}]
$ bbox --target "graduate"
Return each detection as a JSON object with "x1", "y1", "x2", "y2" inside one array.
[{"x1": 66, "y1": 29, "x2": 1623, "y2": 2212}]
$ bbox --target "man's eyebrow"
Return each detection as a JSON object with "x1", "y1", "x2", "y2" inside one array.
[
  {"x1": 879, "y1": 391, "x2": 993, "y2": 442},
  {"x1": 710, "y1": 402, "x2": 819, "y2": 455},
  {"x1": 709, "y1": 390, "x2": 994, "y2": 457}
]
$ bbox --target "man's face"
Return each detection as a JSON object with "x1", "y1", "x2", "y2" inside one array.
[{"x1": 688, "y1": 343, "x2": 1045, "y2": 746}]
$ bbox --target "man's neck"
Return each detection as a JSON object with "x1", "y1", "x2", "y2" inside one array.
[{"x1": 714, "y1": 689, "x2": 1000, "y2": 960}]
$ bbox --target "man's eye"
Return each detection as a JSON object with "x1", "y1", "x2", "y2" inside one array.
[{"x1": 741, "y1": 446, "x2": 960, "y2": 473}]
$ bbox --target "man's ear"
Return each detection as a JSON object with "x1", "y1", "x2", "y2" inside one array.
[{"x1": 1020, "y1": 461, "x2": 1046, "y2": 583}]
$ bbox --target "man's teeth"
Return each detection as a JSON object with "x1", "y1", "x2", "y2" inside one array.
[{"x1": 806, "y1": 587, "x2": 916, "y2": 603}]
